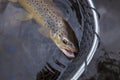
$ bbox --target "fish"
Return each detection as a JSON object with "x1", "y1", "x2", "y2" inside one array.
[{"x1": 9, "y1": 0, "x2": 79, "y2": 58}]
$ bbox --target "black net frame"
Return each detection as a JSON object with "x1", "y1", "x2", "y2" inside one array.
[
  {"x1": 59, "y1": 0, "x2": 97, "y2": 79},
  {"x1": 0, "y1": 0, "x2": 99, "y2": 80},
  {"x1": 36, "y1": 0, "x2": 99, "y2": 80}
]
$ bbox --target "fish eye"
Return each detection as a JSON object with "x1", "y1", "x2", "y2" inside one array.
[{"x1": 63, "y1": 39, "x2": 68, "y2": 44}]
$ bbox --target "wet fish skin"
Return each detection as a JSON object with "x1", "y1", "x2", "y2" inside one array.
[{"x1": 9, "y1": 0, "x2": 79, "y2": 58}]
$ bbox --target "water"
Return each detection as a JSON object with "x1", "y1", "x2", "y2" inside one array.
[
  {"x1": 0, "y1": 0, "x2": 84, "y2": 80},
  {"x1": 0, "y1": 0, "x2": 119, "y2": 80}
]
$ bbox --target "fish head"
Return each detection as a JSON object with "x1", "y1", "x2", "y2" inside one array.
[{"x1": 51, "y1": 20, "x2": 79, "y2": 59}]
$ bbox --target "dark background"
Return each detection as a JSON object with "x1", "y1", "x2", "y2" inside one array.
[
  {"x1": 79, "y1": 0, "x2": 120, "y2": 79},
  {"x1": 0, "y1": 0, "x2": 120, "y2": 80}
]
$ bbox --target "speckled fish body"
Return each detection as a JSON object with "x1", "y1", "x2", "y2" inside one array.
[
  {"x1": 17, "y1": 0, "x2": 64, "y2": 34},
  {"x1": 12, "y1": 0, "x2": 79, "y2": 58}
]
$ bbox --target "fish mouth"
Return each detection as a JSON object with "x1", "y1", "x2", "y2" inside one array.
[{"x1": 61, "y1": 49, "x2": 75, "y2": 58}]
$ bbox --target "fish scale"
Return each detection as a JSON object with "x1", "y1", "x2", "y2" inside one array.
[{"x1": 20, "y1": 0, "x2": 63, "y2": 34}]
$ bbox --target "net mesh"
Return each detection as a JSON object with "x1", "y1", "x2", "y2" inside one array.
[
  {"x1": 0, "y1": 0, "x2": 98, "y2": 79},
  {"x1": 36, "y1": 0, "x2": 97, "y2": 80},
  {"x1": 60, "y1": 0, "x2": 95, "y2": 79}
]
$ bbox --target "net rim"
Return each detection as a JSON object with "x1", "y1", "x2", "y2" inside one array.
[{"x1": 71, "y1": 0, "x2": 100, "y2": 79}]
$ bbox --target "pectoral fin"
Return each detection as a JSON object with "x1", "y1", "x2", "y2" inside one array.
[
  {"x1": 38, "y1": 27, "x2": 50, "y2": 38},
  {"x1": 19, "y1": 11, "x2": 33, "y2": 21}
]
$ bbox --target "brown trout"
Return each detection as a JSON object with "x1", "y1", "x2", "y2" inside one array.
[{"x1": 9, "y1": 0, "x2": 79, "y2": 58}]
